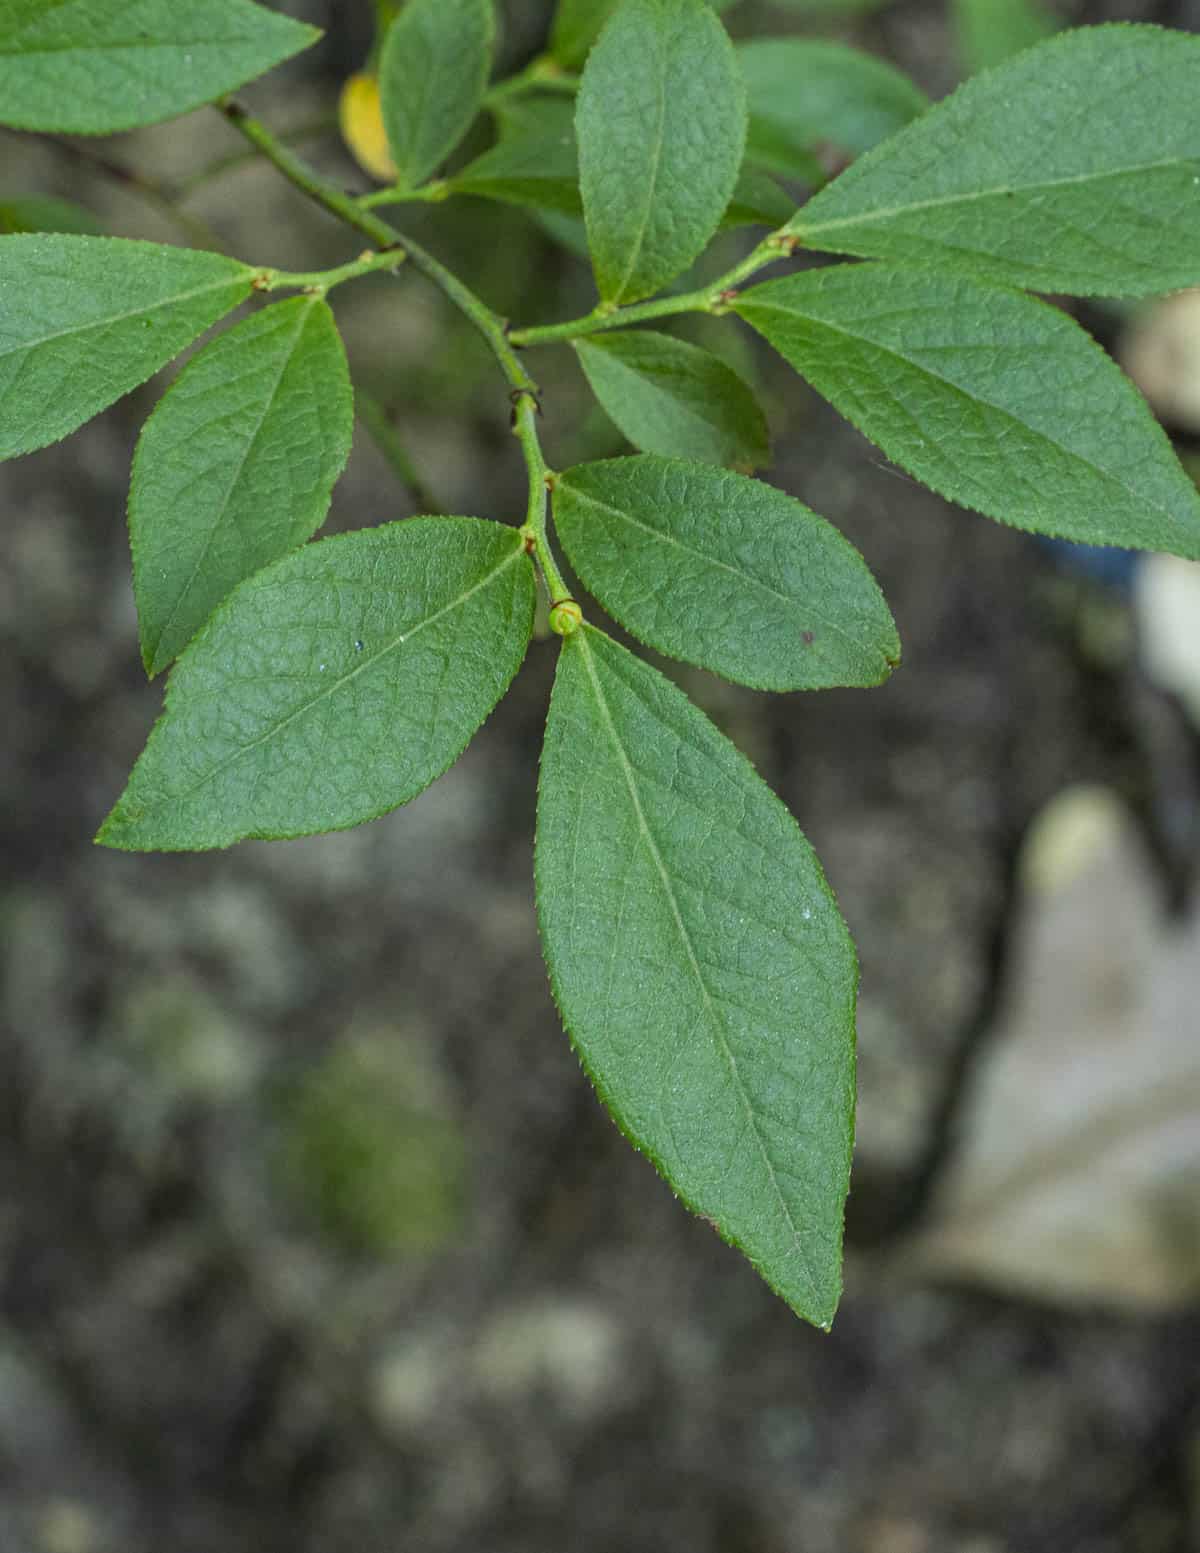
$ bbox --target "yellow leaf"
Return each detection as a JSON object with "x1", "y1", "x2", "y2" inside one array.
[{"x1": 339, "y1": 73, "x2": 397, "y2": 183}]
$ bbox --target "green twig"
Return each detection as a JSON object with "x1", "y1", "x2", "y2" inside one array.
[
  {"x1": 263, "y1": 246, "x2": 405, "y2": 293},
  {"x1": 217, "y1": 99, "x2": 533, "y2": 395},
  {"x1": 218, "y1": 98, "x2": 400, "y2": 248},
  {"x1": 358, "y1": 179, "x2": 450, "y2": 209},
  {"x1": 357, "y1": 390, "x2": 443, "y2": 514},
  {"x1": 508, "y1": 234, "x2": 799, "y2": 347},
  {"x1": 216, "y1": 99, "x2": 573, "y2": 606},
  {"x1": 513, "y1": 393, "x2": 575, "y2": 623}
]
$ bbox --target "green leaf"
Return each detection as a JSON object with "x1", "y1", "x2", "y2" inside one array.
[
  {"x1": 129, "y1": 297, "x2": 354, "y2": 678},
  {"x1": 453, "y1": 97, "x2": 581, "y2": 215},
  {"x1": 379, "y1": 0, "x2": 494, "y2": 189},
  {"x1": 0, "y1": 0, "x2": 318, "y2": 134},
  {"x1": 0, "y1": 235, "x2": 254, "y2": 461},
  {"x1": 953, "y1": 0, "x2": 1058, "y2": 75},
  {"x1": 536, "y1": 625, "x2": 857, "y2": 1328},
  {"x1": 739, "y1": 39, "x2": 927, "y2": 180},
  {"x1": 768, "y1": 0, "x2": 888, "y2": 11},
  {"x1": 0, "y1": 194, "x2": 103, "y2": 234},
  {"x1": 460, "y1": 115, "x2": 789, "y2": 226},
  {"x1": 576, "y1": 0, "x2": 746, "y2": 304},
  {"x1": 573, "y1": 332, "x2": 769, "y2": 470},
  {"x1": 720, "y1": 165, "x2": 798, "y2": 230},
  {"x1": 735, "y1": 263, "x2": 1200, "y2": 559},
  {"x1": 789, "y1": 25, "x2": 1200, "y2": 298},
  {"x1": 549, "y1": 0, "x2": 736, "y2": 69},
  {"x1": 99, "y1": 519, "x2": 535, "y2": 851},
  {"x1": 549, "y1": 0, "x2": 617, "y2": 70},
  {"x1": 553, "y1": 455, "x2": 898, "y2": 688}
]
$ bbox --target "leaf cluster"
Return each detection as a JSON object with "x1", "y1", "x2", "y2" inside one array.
[{"x1": 2, "y1": 0, "x2": 1198, "y2": 1328}]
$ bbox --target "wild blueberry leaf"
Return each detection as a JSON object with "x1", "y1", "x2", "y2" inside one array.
[
  {"x1": 768, "y1": 0, "x2": 888, "y2": 11},
  {"x1": 739, "y1": 39, "x2": 927, "y2": 182},
  {"x1": 0, "y1": 194, "x2": 103, "y2": 234},
  {"x1": 0, "y1": 234, "x2": 254, "y2": 461},
  {"x1": 0, "y1": 0, "x2": 318, "y2": 134},
  {"x1": 952, "y1": 0, "x2": 1058, "y2": 75},
  {"x1": 453, "y1": 97, "x2": 581, "y2": 215},
  {"x1": 720, "y1": 165, "x2": 798, "y2": 230},
  {"x1": 549, "y1": 0, "x2": 735, "y2": 71},
  {"x1": 549, "y1": 0, "x2": 617, "y2": 71},
  {"x1": 536, "y1": 625, "x2": 858, "y2": 1328},
  {"x1": 573, "y1": 332, "x2": 769, "y2": 469},
  {"x1": 790, "y1": 25, "x2": 1200, "y2": 298},
  {"x1": 98, "y1": 519, "x2": 535, "y2": 851},
  {"x1": 736, "y1": 263, "x2": 1200, "y2": 559},
  {"x1": 378, "y1": 0, "x2": 494, "y2": 190},
  {"x1": 553, "y1": 455, "x2": 898, "y2": 688},
  {"x1": 129, "y1": 296, "x2": 354, "y2": 678},
  {"x1": 576, "y1": 0, "x2": 746, "y2": 304},
  {"x1": 459, "y1": 110, "x2": 789, "y2": 227}
]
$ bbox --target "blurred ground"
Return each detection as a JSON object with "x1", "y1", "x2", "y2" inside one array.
[{"x1": 2, "y1": 2, "x2": 1200, "y2": 1550}]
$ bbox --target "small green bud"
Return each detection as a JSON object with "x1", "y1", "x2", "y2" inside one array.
[{"x1": 549, "y1": 598, "x2": 583, "y2": 636}]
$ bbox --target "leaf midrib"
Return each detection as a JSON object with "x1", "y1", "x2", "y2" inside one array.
[
  {"x1": 0, "y1": 36, "x2": 274, "y2": 57},
  {"x1": 0, "y1": 271, "x2": 248, "y2": 361},
  {"x1": 576, "y1": 628, "x2": 822, "y2": 1309},
  {"x1": 741, "y1": 295, "x2": 1182, "y2": 531},
  {"x1": 562, "y1": 481, "x2": 878, "y2": 662},
  {"x1": 148, "y1": 301, "x2": 316, "y2": 669},
  {"x1": 796, "y1": 155, "x2": 1192, "y2": 239},
  {"x1": 143, "y1": 541, "x2": 525, "y2": 811},
  {"x1": 609, "y1": 13, "x2": 668, "y2": 301}
]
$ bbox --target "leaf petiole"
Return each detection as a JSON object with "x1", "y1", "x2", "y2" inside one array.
[
  {"x1": 507, "y1": 232, "x2": 801, "y2": 347},
  {"x1": 261, "y1": 246, "x2": 406, "y2": 294},
  {"x1": 514, "y1": 392, "x2": 577, "y2": 626}
]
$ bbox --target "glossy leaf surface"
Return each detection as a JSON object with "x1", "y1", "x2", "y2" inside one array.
[
  {"x1": 573, "y1": 332, "x2": 769, "y2": 469},
  {"x1": 736, "y1": 264, "x2": 1200, "y2": 558},
  {"x1": 576, "y1": 0, "x2": 745, "y2": 303},
  {"x1": 99, "y1": 520, "x2": 535, "y2": 850},
  {"x1": 789, "y1": 26, "x2": 1200, "y2": 297},
  {"x1": 537, "y1": 626, "x2": 857, "y2": 1327},
  {"x1": 0, "y1": 235, "x2": 253, "y2": 460},
  {"x1": 378, "y1": 0, "x2": 494, "y2": 189},
  {"x1": 554, "y1": 456, "x2": 898, "y2": 688},
  {"x1": 0, "y1": 0, "x2": 318, "y2": 133},
  {"x1": 130, "y1": 297, "x2": 354, "y2": 676}
]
